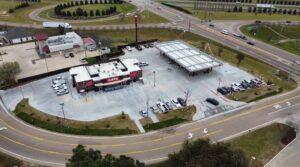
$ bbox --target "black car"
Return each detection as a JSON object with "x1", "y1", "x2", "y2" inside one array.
[
  {"x1": 209, "y1": 24, "x2": 215, "y2": 28},
  {"x1": 206, "y1": 98, "x2": 219, "y2": 106},
  {"x1": 286, "y1": 20, "x2": 291, "y2": 23},
  {"x1": 217, "y1": 87, "x2": 228, "y2": 95},
  {"x1": 69, "y1": 53, "x2": 74, "y2": 58},
  {"x1": 247, "y1": 41, "x2": 255, "y2": 45},
  {"x1": 136, "y1": 45, "x2": 143, "y2": 51},
  {"x1": 149, "y1": 43, "x2": 154, "y2": 48},
  {"x1": 240, "y1": 35, "x2": 247, "y2": 40},
  {"x1": 177, "y1": 97, "x2": 186, "y2": 107}
]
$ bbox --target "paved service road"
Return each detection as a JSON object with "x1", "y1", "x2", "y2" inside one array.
[{"x1": 0, "y1": 87, "x2": 300, "y2": 166}]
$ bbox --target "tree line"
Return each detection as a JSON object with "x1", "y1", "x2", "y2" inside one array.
[
  {"x1": 20, "y1": 0, "x2": 41, "y2": 2},
  {"x1": 195, "y1": 0, "x2": 300, "y2": 6},
  {"x1": 8, "y1": 2, "x2": 30, "y2": 13},
  {"x1": 228, "y1": 5, "x2": 300, "y2": 15},
  {"x1": 67, "y1": 139, "x2": 249, "y2": 167},
  {"x1": 54, "y1": 0, "x2": 122, "y2": 18}
]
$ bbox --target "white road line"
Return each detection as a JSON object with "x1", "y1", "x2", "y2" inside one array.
[{"x1": 268, "y1": 102, "x2": 300, "y2": 115}]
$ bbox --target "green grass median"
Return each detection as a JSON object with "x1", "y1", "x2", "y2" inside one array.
[{"x1": 14, "y1": 99, "x2": 138, "y2": 136}]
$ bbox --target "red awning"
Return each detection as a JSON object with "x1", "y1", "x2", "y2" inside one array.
[{"x1": 35, "y1": 33, "x2": 48, "y2": 41}]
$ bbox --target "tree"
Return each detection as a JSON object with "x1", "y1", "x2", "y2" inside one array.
[
  {"x1": 90, "y1": 0, "x2": 94, "y2": 4},
  {"x1": 90, "y1": 10, "x2": 94, "y2": 17},
  {"x1": 67, "y1": 145, "x2": 145, "y2": 167},
  {"x1": 76, "y1": 7, "x2": 84, "y2": 16},
  {"x1": 99, "y1": 36, "x2": 112, "y2": 47},
  {"x1": 236, "y1": 53, "x2": 245, "y2": 66},
  {"x1": 58, "y1": 25, "x2": 65, "y2": 35},
  {"x1": 166, "y1": 139, "x2": 248, "y2": 167},
  {"x1": 0, "y1": 62, "x2": 21, "y2": 85},
  {"x1": 96, "y1": 9, "x2": 100, "y2": 16},
  {"x1": 218, "y1": 47, "x2": 223, "y2": 57},
  {"x1": 84, "y1": 10, "x2": 88, "y2": 17}
]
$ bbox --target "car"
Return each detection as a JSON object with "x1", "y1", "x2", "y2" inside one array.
[
  {"x1": 247, "y1": 41, "x2": 255, "y2": 45},
  {"x1": 138, "y1": 62, "x2": 149, "y2": 67},
  {"x1": 69, "y1": 53, "x2": 74, "y2": 58},
  {"x1": 286, "y1": 20, "x2": 291, "y2": 23},
  {"x1": 295, "y1": 61, "x2": 300, "y2": 65},
  {"x1": 165, "y1": 102, "x2": 174, "y2": 110},
  {"x1": 136, "y1": 45, "x2": 143, "y2": 51},
  {"x1": 162, "y1": 104, "x2": 169, "y2": 112},
  {"x1": 209, "y1": 24, "x2": 215, "y2": 28},
  {"x1": 233, "y1": 33, "x2": 241, "y2": 38},
  {"x1": 144, "y1": 43, "x2": 149, "y2": 48},
  {"x1": 206, "y1": 98, "x2": 219, "y2": 106},
  {"x1": 57, "y1": 90, "x2": 69, "y2": 96},
  {"x1": 177, "y1": 97, "x2": 186, "y2": 107},
  {"x1": 89, "y1": 47, "x2": 96, "y2": 51},
  {"x1": 80, "y1": 57, "x2": 87, "y2": 63},
  {"x1": 172, "y1": 99, "x2": 182, "y2": 108},
  {"x1": 149, "y1": 43, "x2": 154, "y2": 48},
  {"x1": 64, "y1": 54, "x2": 69, "y2": 58},
  {"x1": 156, "y1": 101, "x2": 166, "y2": 112},
  {"x1": 221, "y1": 30, "x2": 229, "y2": 35},
  {"x1": 126, "y1": 46, "x2": 132, "y2": 51},
  {"x1": 217, "y1": 87, "x2": 228, "y2": 95},
  {"x1": 255, "y1": 20, "x2": 262, "y2": 24},
  {"x1": 157, "y1": 6, "x2": 161, "y2": 10},
  {"x1": 150, "y1": 106, "x2": 158, "y2": 113},
  {"x1": 240, "y1": 35, "x2": 247, "y2": 40},
  {"x1": 140, "y1": 110, "x2": 148, "y2": 117}
]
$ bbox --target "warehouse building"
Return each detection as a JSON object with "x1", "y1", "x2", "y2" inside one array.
[
  {"x1": 69, "y1": 58, "x2": 142, "y2": 93},
  {"x1": 35, "y1": 32, "x2": 83, "y2": 54},
  {"x1": 156, "y1": 40, "x2": 222, "y2": 75}
]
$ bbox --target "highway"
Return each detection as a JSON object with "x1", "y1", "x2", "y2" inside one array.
[{"x1": 0, "y1": 0, "x2": 300, "y2": 166}]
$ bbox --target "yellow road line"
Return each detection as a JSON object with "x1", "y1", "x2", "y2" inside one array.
[{"x1": 0, "y1": 93, "x2": 300, "y2": 148}]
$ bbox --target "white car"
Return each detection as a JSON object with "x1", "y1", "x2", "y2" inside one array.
[
  {"x1": 172, "y1": 99, "x2": 182, "y2": 108},
  {"x1": 140, "y1": 110, "x2": 148, "y2": 117},
  {"x1": 156, "y1": 101, "x2": 166, "y2": 112},
  {"x1": 126, "y1": 46, "x2": 132, "y2": 51},
  {"x1": 296, "y1": 61, "x2": 300, "y2": 65},
  {"x1": 221, "y1": 30, "x2": 229, "y2": 35}
]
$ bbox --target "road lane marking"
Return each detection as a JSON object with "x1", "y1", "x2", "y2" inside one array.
[
  {"x1": 0, "y1": 134, "x2": 71, "y2": 156},
  {"x1": 116, "y1": 130, "x2": 222, "y2": 155},
  {"x1": 0, "y1": 92, "x2": 300, "y2": 149}
]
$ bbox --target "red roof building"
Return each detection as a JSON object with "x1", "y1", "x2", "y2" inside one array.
[{"x1": 35, "y1": 33, "x2": 48, "y2": 41}]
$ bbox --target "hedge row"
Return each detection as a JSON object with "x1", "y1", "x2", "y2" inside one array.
[{"x1": 161, "y1": 2, "x2": 192, "y2": 14}]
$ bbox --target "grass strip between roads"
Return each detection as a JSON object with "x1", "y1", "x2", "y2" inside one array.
[
  {"x1": 14, "y1": 99, "x2": 139, "y2": 136},
  {"x1": 241, "y1": 24, "x2": 300, "y2": 57},
  {"x1": 142, "y1": 105, "x2": 196, "y2": 132},
  {"x1": 229, "y1": 123, "x2": 296, "y2": 166}
]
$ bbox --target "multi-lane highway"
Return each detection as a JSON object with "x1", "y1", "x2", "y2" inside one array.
[{"x1": 0, "y1": 0, "x2": 300, "y2": 166}]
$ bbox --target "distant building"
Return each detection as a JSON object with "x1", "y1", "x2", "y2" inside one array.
[
  {"x1": 83, "y1": 37, "x2": 97, "y2": 51},
  {"x1": 3, "y1": 28, "x2": 34, "y2": 44},
  {"x1": 69, "y1": 58, "x2": 143, "y2": 93},
  {"x1": 35, "y1": 32, "x2": 83, "y2": 54}
]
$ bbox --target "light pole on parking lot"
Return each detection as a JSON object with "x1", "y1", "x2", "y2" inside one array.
[
  {"x1": 249, "y1": 156, "x2": 256, "y2": 167},
  {"x1": 153, "y1": 71, "x2": 156, "y2": 87}
]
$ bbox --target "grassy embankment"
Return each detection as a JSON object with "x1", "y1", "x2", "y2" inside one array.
[
  {"x1": 0, "y1": 0, "x2": 70, "y2": 23},
  {"x1": 148, "y1": 123, "x2": 296, "y2": 167},
  {"x1": 141, "y1": 105, "x2": 196, "y2": 131},
  {"x1": 14, "y1": 99, "x2": 139, "y2": 136},
  {"x1": 241, "y1": 24, "x2": 300, "y2": 56}
]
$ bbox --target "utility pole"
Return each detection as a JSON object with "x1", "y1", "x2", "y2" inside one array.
[
  {"x1": 153, "y1": 71, "x2": 156, "y2": 87},
  {"x1": 184, "y1": 88, "x2": 191, "y2": 106},
  {"x1": 188, "y1": 19, "x2": 191, "y2": 32},
  {"x1": 59, "y1": 103, "x2": 65, "y2": 120},
  {"x1": 134, "y1": 15, "x2": 139, "y2": 47}
]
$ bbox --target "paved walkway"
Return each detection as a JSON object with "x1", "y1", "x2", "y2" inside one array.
[{"x1": 134, "y1": 119, "x2": 145, "y2": 133}]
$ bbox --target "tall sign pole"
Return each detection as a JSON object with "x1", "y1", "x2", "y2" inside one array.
[{"x1": 134, "y1": 15, "x2": 138, "y2": 47}]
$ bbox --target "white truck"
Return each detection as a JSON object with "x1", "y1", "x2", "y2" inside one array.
[{"x1": 43, "y1": 22, "x2": 72, "y2": 29}]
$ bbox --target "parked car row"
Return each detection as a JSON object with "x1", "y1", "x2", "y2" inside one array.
[
  {"x1": 51, "y1": 77, "x2": 69, "y2": 96},
  {"x1": 140, "y1": 97, "x2": 186, "y2": 117},
  {"x1": 126, "y1": 42, "x2": 155, "y2": 52},
  {"x1": 217, "y1": 78, "x2": 264, "y2": 95}
]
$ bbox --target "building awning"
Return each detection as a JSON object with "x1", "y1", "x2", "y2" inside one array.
[
  {"x1": 83, "y1": 37, "x2": 96, "y2": 46},
  {"x1": 95, "y1": 78, "x2": 130, "y2": 87},
  {"x1": 35, "y1": 33, "x2": 48, "y2": 41}
]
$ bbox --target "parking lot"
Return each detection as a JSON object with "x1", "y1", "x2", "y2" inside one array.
[
  {"x1": 1, "y1": 44, "x2": 256, "y2": 132},
  {"x1": 0, "y1": 42, "x2": 98, "y2": 80}
]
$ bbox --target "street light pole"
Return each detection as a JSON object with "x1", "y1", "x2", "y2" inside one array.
[
  {"x1": 249, "y1": 156, "x2": 256, "y2": 167},
  {"x1": 153, "y1": 71, "x2": 156, "y2": 87}
]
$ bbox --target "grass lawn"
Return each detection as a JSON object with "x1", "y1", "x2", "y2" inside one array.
[
  {"x1": 39, "y1": 9, "x2": 168, "y2": 25},
  {"x1": 14, "y1": 99, "x2": 139, "y2": 136},
  {"x1": 0, "y1": 151, "x2": 22, "y2": 167},
  {"x1": 142, "y1": 106, "x2": 196, "y2": 131},
  {"x1": 62, "y1": 3, "x2": 136, "y2": 14},
  {"x1": 186, "y1": 8, "x2": 300, "y2": 21},
  {"x1": 229, "y1": 123, "x2": 295, "y2": 166},
  {"x1": 241, "y1": 25, "x2": 300, "y2": 56},
  {"x1": 0, "y1": 0, "x2": 70, "y2": 23}
]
